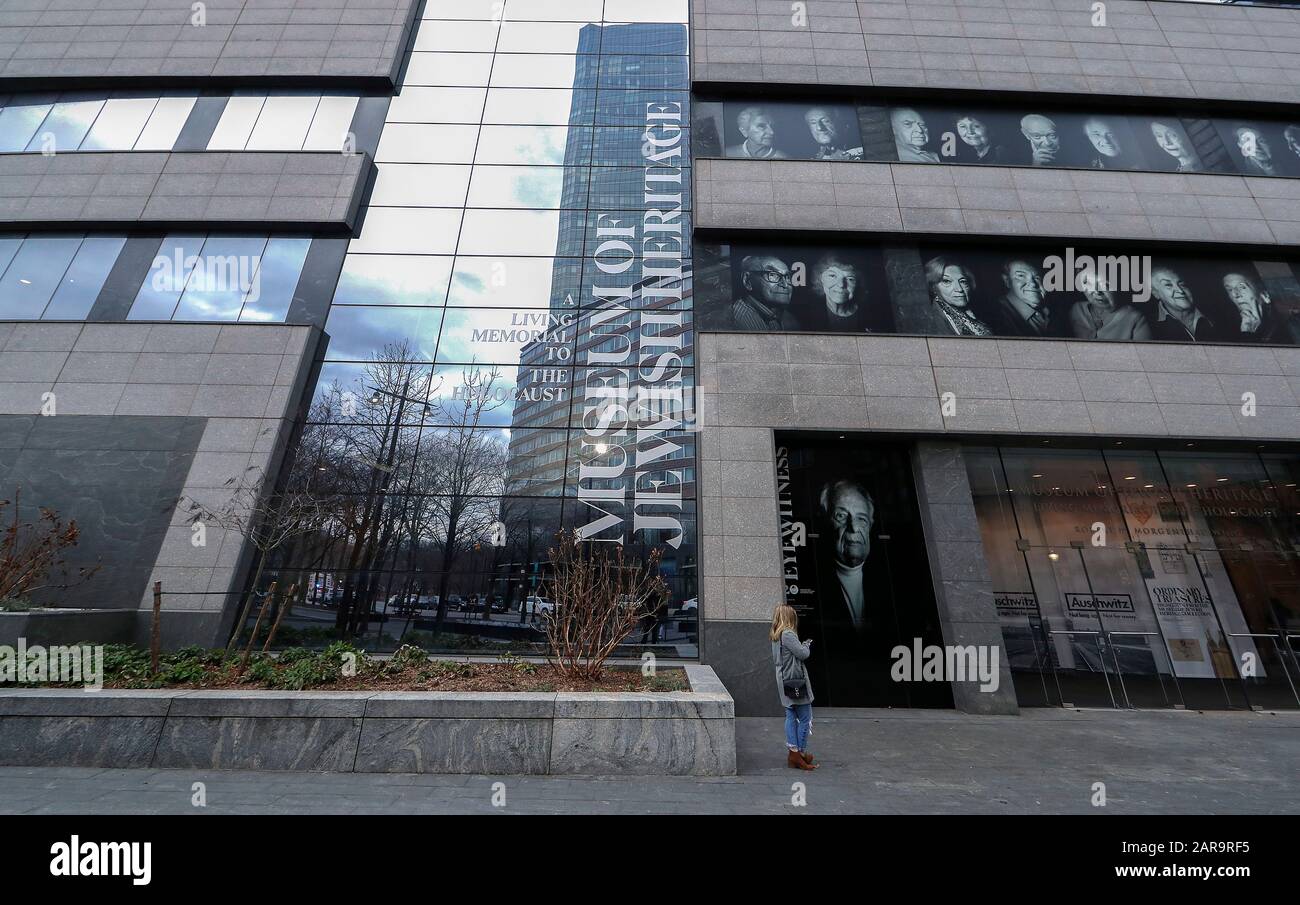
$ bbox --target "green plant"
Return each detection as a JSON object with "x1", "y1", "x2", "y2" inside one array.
[
  {"x1": 101, "y1": 644, "x2": 153, "y2": 684},
  {"x1": 0, "y1": 597, "x2": 32, "y2": 612},
  {"x1": 646, "y1": 673, "x2": 685, "y2": 692},
  {"x1": 389, "y1": 643, "x2": 427, "y2": 672},
  {"x1": 246, "y1": 657, "x2": 277, "y2": 684},
  {"x1": 497, "y1": 651, "x2": 536, "y2": 675}
]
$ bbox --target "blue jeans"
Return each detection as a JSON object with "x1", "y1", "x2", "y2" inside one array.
[{"x1": 784, "y1": 703, "x2": 813, "y2": 751}]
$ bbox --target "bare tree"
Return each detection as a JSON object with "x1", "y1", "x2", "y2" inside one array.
[
  {"x1": 182, "y1": 458, "x2": 329, "y2": 653},
  {"x1": 426, "y1": 365, "x2": 510, "y2": 629},
  {"x1": 538, "y1": 530, "x2": 669, "y2": 681},
  {"x1": 0, "y1": 488, "x2": 99, "y2": 606}
]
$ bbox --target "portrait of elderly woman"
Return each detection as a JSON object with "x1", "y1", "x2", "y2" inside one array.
[
  {"x1": 1068, "y1": 273, "x2": 1152, "y2": 341},
  {"x1": 923, "y1": 256, "x2": 993, "y2": 336},
  {"x1": 1148, "y1": 120, "x2": 1203, "y2": 173},
  {"x1": 1221, "y1": 270, "x2": 1300, "y2": 345},
  {"x1": 725, "y1": 106, "x2": 788, "y2": 160},
  {"x1": 805, "y1": 253, "x2": 872, "y2": 332}
]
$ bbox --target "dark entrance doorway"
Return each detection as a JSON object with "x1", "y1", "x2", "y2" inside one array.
[{"x1": 775, "y1": 434, "x2": 953, "y2": 708}]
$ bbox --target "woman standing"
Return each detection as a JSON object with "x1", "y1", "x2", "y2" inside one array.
[{"x1": 771, "y1": 604, "x2": 817, "y2": 770}]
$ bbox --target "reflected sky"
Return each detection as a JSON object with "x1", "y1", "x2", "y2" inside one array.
[
  {"x1": 334, "y1": 254, "x2": 453, "y2": 307},
  {"x1": 323, "y1": 305, "x2": 442, "y2": 361}
]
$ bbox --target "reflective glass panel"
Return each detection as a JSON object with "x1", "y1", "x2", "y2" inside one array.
[
  {"x1": 474, "y1": 125, "x2": 584, "y2": 166},
  {"x1": 448, "y1": 257, "x2": 582, "y2": 309},
  {"x1": 174, "y1": 236, "x2": 268, "y2": 321},
  {"x1": 376, "y1": 123, "x2": 479, "y2": 164},
  {"x1": 598, "y1": 55, "x2": 689, "y2": 90},
  {"x1": 457, "y1": 209, "x2": 563, "y2": 256},
  {"x1": 370, "y1": 164, "x2": 471, "y2": 207},
  {"x1": 483, "y1": 88, "x2": 596, "y2": 126},
  {"x1": 601, "y1": 12, "x2": 689, "y2": 39},
  {"x1": 0, "y1": 237, "x2": 23, "y2": 282},
  {"x1": 403, "y1": 52, "x2": 495, "y2": 87},
  {"x1": 246, "y1": 94, "x2": 320, "y2": 150},
  {"x1": 489, "y1": 54, "x2": 583, "y2": 89},
  {"x1": 466, "y1": 165, "x2": 580, "y2": 209},
  {"x1": 240, "y1": 237, "x2": 311, "y2": 322},
  {"x1": 413, "y1": 20, "x2": 500, "y2": 52},
  {"x1": 0, "y1": 99, "x2": 54, "y2": 151},
  {"x1": 387, "y1": 87, "x2": 486, "y2": 125},
  {"x1": 207, "y1": 95, "x2": 266, "y2": 150},
  {"x1": 78, "y1": 97, "x2": 157, "y2": 150},
  {"x1": 349, "y1": 208, "x2": 463, "y2": 255},
  {"x1": 43, "y1": 236, "x2": 127, "y2": 319},
  {"x1": 334, "y1": 254, "x2": 453, "y2": 307},
  {"x1": 303, "y1": 95, "x2": 358, "y2": 152},
  {"x1": 502, "y1": 0, "x2": 602, "y2": 22},
  {"x1": 323, "y1": 305, "x2": 443, "y2": 362},
  {"x1": 128, "y1": 235, "x2": 206, "y2": 320},
  {"x1": 133, "y1": 95, "x2": 197, "y2": 150},
  {"x1": 0, "y1": 236, "x2": 81, "y2": 318},
  {"x1": 435, "y1": 306, "x2": 576, "y2": 365},
  {"x1": 496, "y1": 21, "x2": 595, "y2": 53},
  {"x1": 25, "y1": 99, "x2": 103, "y2": 152}
]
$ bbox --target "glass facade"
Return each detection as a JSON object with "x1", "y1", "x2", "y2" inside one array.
[
  {"x1": 0, "y1": 234, "x2": 125, "y2": 320},
  {"x1": 966, "y1": 446, "x2": 1300, "y2": 710},
  {"x1": 263, "y1": 2, "x2": 697, "y2": 656},
  {"x1": 0, "y1": 91, "x2": 359, "y2": 153},
  {"x1": 0, "y1": 233, "x2": 315, "y2": 323}
]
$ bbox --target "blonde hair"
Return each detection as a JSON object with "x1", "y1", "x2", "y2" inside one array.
[{"x1": 769, "y1": 604, "x2": 798, "y2": 642}]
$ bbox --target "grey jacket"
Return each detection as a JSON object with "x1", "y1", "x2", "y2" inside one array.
[{"x1": 772, "y1": 630, "x2": 814, "y2": 708}]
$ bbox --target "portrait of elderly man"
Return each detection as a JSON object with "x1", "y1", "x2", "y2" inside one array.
[
  {"x1": 1082, "y1": 116, "x2": 1132, "y2": 170},
  {"x1": 1234, "y1": 124, "x2": 1278, "y2": 177},
  {"x1": 989, "y1": 258, "x2": 1064, "y2": 337},
  {"x1": 1221, "y1": 271, "x2": 1300, "y2": 345},
  {"x1": 891, "y1": 107, "x2": 940, "y2": 163},
  {"x1": 1068, "y1": 273, "x2": 1152, "y2": 341},
  {"x1": 955, "y1": 113, "x2": 1008, "y2": 164},
  {"x1": 1149, "y1": 120, "x2": 1203, "y2": 173},
  {"x1": 806, "y1": 252, "x2": 870, "y2": 332},
  {"x1": 725, "y1": 106, "x2": 788, "y2": 159},
  {"x1": 924, "y1": 256, "x2": 993, "y2": 336},
  {"x1": 1286, "y1": 125, "x2": 1300, "y2": 167},
  {"x1": 1149, "y1": 265, "x2": 1222, "y2": 342},
  {"x1": 1020, "y1": 114, "x2": 1061, "y2": 166},
  {"x1": 804, "y1": 106, "x2": 864, "y2": 161},
  {"x1": 816, "y1": 478, "x2": 876, "y2": 636},
  {"x1": 729, "y1": 254, "x2": 799, "y2": 331}
]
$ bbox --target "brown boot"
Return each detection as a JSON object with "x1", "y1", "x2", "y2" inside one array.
[
  {"x1": 787, "y1": 750, "x2": 816, "y2": 770},
  {"x1": 800, "y1": 751, "x2": 816, "y2": 765}
]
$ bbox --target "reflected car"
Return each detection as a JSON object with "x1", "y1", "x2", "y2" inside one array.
[{"x1": 520, "y1": 596, "x2": 554, "y2": 619}]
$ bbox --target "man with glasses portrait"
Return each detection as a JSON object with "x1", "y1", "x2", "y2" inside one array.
[{"x1": 731, "y1": 255, "x2": 799, "y2": 331}]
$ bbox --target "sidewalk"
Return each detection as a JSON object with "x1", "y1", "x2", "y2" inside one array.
[{"x1": 1, "y1": 709, "x2": 1295, "y2": 814}]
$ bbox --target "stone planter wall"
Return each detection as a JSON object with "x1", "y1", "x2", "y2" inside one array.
[
  {"x1": 0, "y1": 610, "x2": 136, "y2": 647},
  {"x1": 0, "y1": 665, "x2": 735, "y2": 776}
]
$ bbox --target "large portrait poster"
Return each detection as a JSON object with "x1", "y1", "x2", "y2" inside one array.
[{"x1": 776, "y1": 436, "x2": 951, "y2": 708}]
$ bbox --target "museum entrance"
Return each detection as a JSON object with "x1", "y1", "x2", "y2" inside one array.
[
  {"x1": 966, "y1": 445, "x2": 1300, "y2": 711},
  {"x1": 776, "y1": 436, "x2": 953, "y2": 708}
]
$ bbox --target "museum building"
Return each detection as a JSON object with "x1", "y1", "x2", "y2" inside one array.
[{"x1": 0, "y1": 0, "x2": 1297, "y2": 716}]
